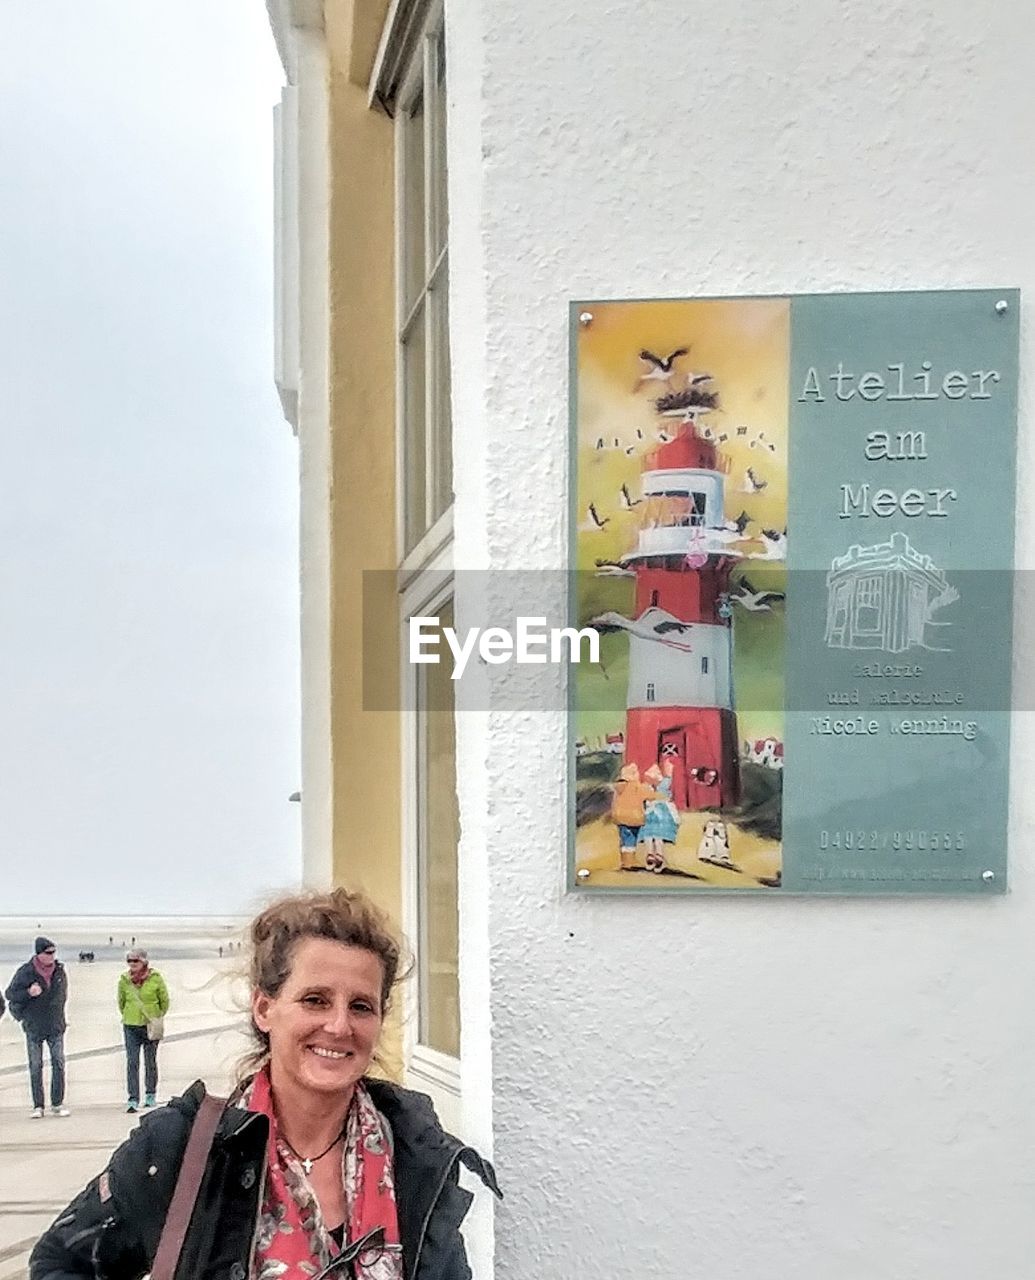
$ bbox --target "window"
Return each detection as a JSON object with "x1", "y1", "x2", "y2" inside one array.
[
  {"x1": 398, "y1": 18, "x2": 451, "y2": 562},
  {"x1": 415, "y1": 597, "x2": 460, "y2": 1057},
  {"x1": 855, "y1": 576, "x2": 882, "y2": 633},
  {"x1": 700, "y1": 656, "x2": 709, "y2": 674},
  {"x1": 646, "y1": 681, "x2": 656, "y2": 702},
  {"x1": 394, "y1": 1, "x2": 460, "y2": 1081}
]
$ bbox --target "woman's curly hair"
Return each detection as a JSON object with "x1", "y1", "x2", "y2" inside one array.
[{"x1": 238, "y1": 887, "x2": 406, "y2": 1080}]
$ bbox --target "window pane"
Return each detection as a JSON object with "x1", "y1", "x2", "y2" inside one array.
[
  {"x1": 403, "y1": 93, "x2": 425, "y2": 311},
  {"x1": 418, "y1": 598, "x2": 460, "y2": 1057},
  {"x1": 429, "y1": 34, "x2": 448, "y2": 260},
  {"x1": 402, "y1": 304, "x2": 427, "y2": 552},
  {"x1": 429, "y1": 277, "x2": 453, "y2": 524}
]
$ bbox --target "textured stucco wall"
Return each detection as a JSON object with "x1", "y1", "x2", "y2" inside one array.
[{"x1": 447, "y1": 1, "x2": 1035, "y2": 1276}]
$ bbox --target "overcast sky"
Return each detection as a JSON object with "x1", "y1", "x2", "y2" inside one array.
[{"x1": 0, "y1": 4, "x2": 301, "y2": 915}]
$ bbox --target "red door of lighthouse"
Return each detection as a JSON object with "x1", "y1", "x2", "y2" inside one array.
[{"x1": 680, "y1": 714, "x2": 724, "y2": 811}]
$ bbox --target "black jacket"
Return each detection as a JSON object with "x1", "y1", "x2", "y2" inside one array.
[
  {"x1": 30, "y1": 1078, "x2": 500, "y2": 1280},
  {"x1": 5, "y1": 960, "x2": 68, "y2": 1037}
]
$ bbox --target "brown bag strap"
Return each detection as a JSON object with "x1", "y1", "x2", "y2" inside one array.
[{"x1": 150, "y1": 1092, "x2": 227, "y2": 1280}]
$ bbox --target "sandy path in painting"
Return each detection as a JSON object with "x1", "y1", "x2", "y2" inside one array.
[{"x1": 576, "y1": 814, "x2": 781, "y2": 890}]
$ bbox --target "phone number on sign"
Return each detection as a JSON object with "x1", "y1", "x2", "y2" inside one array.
[{"x1": 818, "y1": 830, "x2": 966, "y2": 852}]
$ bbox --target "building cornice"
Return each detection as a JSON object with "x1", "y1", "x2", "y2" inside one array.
[{"x1": 266, "y1": 0, "x2": 325, "y2": 80}]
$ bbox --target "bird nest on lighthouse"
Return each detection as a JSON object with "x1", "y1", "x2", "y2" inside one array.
[{"x1": 653, "y1": 386, "x2": 719, "y2": 416}]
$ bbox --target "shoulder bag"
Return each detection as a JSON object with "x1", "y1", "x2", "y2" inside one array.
[
  {"x1": 150, "y1": 1091, "x2": 227, "y2": 1280},
  {"x1": 127, "y1": 979, "x2": 165, "y2": 1042}
]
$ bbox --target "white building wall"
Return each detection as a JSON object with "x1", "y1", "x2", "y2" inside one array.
[
  {"x1": 268, "y1": 3, "x2": 331, "y2": 887},
  {"x1": 448, "y1": 1, "x2": 1035, "y2": 1277}
]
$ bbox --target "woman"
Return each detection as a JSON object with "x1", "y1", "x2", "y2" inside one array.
[
  {"x1": 117, "y1": 948, "x2": 170, "y2": 1113},
  {"x1": 31, "y1": 889, "x2": 499, "y2": 1280},
  {"x1": 640, "y1": 761, "x2": 679, "y2": 873}
]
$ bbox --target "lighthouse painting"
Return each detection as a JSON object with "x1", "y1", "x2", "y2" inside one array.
[{"x1": 571, "y1": 297, "x2": 789, "y2": 891}]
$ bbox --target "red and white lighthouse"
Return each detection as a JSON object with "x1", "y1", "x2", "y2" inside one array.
[{"x1": 618, "y1": 415, "x2": 741, "y2": 811}]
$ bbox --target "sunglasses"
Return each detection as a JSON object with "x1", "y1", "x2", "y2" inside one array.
[
  {"x1": 312, "y1": 1227, "x2": 399, "y2": 1279},
  {"x1": 41, "y1": 949, "x2": 56, "y2": 956}
]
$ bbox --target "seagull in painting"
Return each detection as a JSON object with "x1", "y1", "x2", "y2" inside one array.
[
  {"x1": 684, "y1": 512, "x2": 752, "y2": 556},
  {"x1": 589, "y1": 611, "x2": 694, "y2": 651},
  {"x1": 618, "y1": 483, "x2": 641, "y2": 510},
  {"x1": 749, "y1": 431, "x2": 780, "y2": 456},
  {"x1": 701, "y1": 532, "x2": 747, "y2": 557},
  {"x1": 722, "y1": 511, "x2": 752, "y2": 536},
  {"x1": 594, "y1": 559, "x2": 635, "y2": 578},
  {"x1": 579, "y1": 502, "x2": 610, "y2": 532},
  {"x1": 740, "y1": 467, "x2": 767, "y2": 494},
  {"x1": 748, "y1": 528, "x2": 787, "y2": 561},
  {"x1": 635, "y1": 348, "x2": 689, "y2": 390},
  {"x1": 730, "y1": 577, "x2": 786, "y2": 611}
]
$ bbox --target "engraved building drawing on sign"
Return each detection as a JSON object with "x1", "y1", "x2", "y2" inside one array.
[{"x1": 825, "y1": 532, "x2": 958, "y2": 653}]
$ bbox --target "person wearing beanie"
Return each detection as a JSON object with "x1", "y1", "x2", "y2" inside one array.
[{"x1": 4, "y1": 936, "x2": 70, "y2": 1117}]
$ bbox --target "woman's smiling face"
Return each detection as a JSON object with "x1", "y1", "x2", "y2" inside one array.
[{"x1": 252, "y1": 938, "x2": 385, "y2": 1098}]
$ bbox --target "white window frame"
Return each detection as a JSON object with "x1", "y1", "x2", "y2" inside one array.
[
  {"x1": 393, "y1": 0, "x2": 451, "y2": 580},
  {"x1": 399, "y1": 559, "x2": 460, "y2": 1103},
  {"x1": 388, "y1": 0, "x2": 459, "y2": 1108}
]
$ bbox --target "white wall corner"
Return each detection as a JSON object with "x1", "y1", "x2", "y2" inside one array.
[
  {"x1": 266, "y1": 0, "x2": 326, "y2": 83},
  {"x1": 267, "y1": 5, "x2": 333, "y2": 889},
  {"x1": 273, "y1": 91, "x2": 301, "y2": 435}
]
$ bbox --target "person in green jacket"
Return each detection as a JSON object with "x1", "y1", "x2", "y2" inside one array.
[{"x1": 116, "y1": 948, "x2": 169, "y2": 1113}]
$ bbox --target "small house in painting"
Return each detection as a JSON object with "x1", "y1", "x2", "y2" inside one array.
[
  {"x1": 825, "y1": 532, "x2": 955, "y2": 654},
  {"x1": 749, "y1": 737, "x2": 784, "y2": 770}
]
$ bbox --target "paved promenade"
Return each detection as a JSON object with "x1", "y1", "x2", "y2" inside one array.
[{"x1": 0, "y1": 929, "x2": 250, "y2": 1280}]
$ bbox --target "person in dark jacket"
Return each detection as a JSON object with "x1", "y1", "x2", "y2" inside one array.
[
  {"x1": 5, "y1": 936, "x2": 70, "y2": 1118},
  {"x1": 31, "y1": 889, "x2": 500, "y2": 1280}
]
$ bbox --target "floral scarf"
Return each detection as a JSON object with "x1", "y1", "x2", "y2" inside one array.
[{"x1": 244, "y1": 1069, "x2": 403, "y2": 1280}]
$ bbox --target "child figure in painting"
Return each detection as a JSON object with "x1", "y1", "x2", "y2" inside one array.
[
  {"x1": 610, "y1": 763, "x2": 657, "y2": 870},
  {"x1": 641, "y1": 761, "x2": 680, "y2": 872}
]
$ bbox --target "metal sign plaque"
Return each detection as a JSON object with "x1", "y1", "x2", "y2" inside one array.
[{"x1": 569, "y1": 289, "x2": 1018, "y2": 895}]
